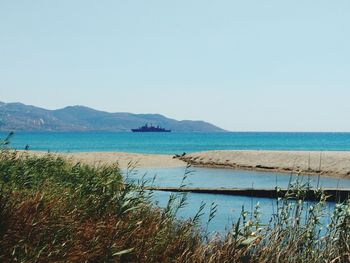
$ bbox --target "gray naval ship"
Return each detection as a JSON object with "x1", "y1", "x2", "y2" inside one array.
[{"x1": 131, "y1": 123, "x2": 171, "y2": 132}]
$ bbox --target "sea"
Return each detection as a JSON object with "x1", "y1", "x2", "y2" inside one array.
[
  {"x1": 2, "y1": 131, "x2": 350, "y2": 234},
  {"x1": 2, "y1": 131, "x2": 350, "y2": 153}
]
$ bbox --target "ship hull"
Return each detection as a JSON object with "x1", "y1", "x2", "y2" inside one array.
[
  {"x1": 131, "y1": 129, "x2": 171, "y2": 132},
  {"x1": 131, "y1": 124, "x2": 171, "y2": 132}
]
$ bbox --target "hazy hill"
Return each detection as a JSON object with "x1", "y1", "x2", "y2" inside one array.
[{"x1": 0, "y1": 102, "x2": 225, "y2": 132}]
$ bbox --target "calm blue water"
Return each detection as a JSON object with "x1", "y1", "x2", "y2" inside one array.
[
  {"x1": 127, "y1": 167, "x2": 350, "y2": 189},
  {"x1": 2, "y1": 131, "x2": 350, "y2": 153},
  {"x1": 151, "y1": 191, "x2": 335, "y2": 235},
  {"x1": 126, "y1": 167, "x2": 342, "y2": 234}
]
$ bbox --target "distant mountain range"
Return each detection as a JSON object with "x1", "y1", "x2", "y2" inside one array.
[{"x1": 0, "y1": 102, "x2": 225, "y2": 132}]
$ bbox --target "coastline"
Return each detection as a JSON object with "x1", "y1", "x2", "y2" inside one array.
[
  {"x1": 22, "y1": 151, "x2": 186, "y2": 169},
  {"x1": 66, "y1": 152, "x2": 185, "y2": 168},
  {"x1": 179, "y1": 150, "x2": 350, "y2": 178},
  {"x1": 22, "y1": 150, "x2": 350, "y2": 178}
]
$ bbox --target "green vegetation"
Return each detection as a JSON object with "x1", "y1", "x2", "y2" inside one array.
[{"x1": 0, "y1": 139, "x2": 349, "y2": 262}]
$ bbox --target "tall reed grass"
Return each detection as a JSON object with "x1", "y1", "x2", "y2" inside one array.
[{"x1": 0, "y1": 138, "x2": 349, "y2": 262}]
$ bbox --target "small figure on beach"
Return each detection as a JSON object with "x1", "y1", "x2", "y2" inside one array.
[{"x1": 173, "y1": 152, "x2": 186, "y2": 159}]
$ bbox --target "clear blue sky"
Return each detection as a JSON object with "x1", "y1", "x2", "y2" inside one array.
[{"x1": 1, "y1": 1, "x2": 349, "y2": 131}]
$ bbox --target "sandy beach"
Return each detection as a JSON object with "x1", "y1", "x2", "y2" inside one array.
[
  {"x1": 23, "y1": 150, "x2": 350, "y2": 178},
  {"x1": 65, "y1": 152, "x2": 185, "y2": 168},
  {"x1": 24, "y1": 151, "x2": 186, "y2": 169},
  {"x1": 179, "y1": 150, "x2": 350, "y2": 178}
]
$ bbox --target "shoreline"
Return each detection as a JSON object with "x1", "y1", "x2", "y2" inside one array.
[
  {"x1": 66, "y1": 152, "x2": 186, "y2": 168},
  {"x1": 179, "y1": 150, "x2": 350, "y2": 178},
  {"x1": 22, "y1": 150, "x2": 350, "y2": 178},
  {"x1": 22, "y1": 151, "x2": 186, "y2": 169}
]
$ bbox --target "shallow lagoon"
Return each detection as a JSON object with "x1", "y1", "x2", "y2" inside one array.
[
  {"x1": 129, "y1": 166, "x2": 350, "y2": 189},
  {"x1": 126, "y1": 167, "x2": 350, "y2": 234}
]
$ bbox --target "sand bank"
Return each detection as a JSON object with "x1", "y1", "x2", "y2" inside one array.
[
  {"x1": 20, "y1": 151, "x2": 184, "y2": 168},
  {"x1": 63, "y1": 152, "x2": 186, "y2": 168},
  {"x1": 17, "y1": 151, "x2": 185, "y2": 168},
  {"x1": 179, "y1": 150, "x2": 350, "y2": 178},
  {"x1": 23, "y1": 150, "x2": 350, "y2": 178}
]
